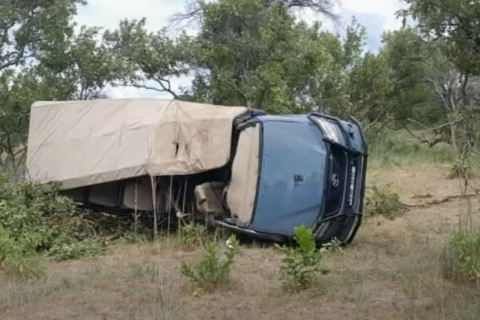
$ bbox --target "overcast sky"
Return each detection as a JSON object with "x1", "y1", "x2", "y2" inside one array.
[{"x1": 75, "y1": 0, "x2": 405, "y2": 99}]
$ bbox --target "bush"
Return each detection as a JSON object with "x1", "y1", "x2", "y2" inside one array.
[
  {"x1": 0, "y1": 227, "x2": 46, "y2": 279},
  {"x1": 47, "y1": 238, "x2": 106, "y2": 261},
  {"x1": 441, "y1": 228, "x2": 480, "y2": 284},
  {"x1": 0, "y1": 173, "x2": 105, "y2": 278},
  {"x1": 178, "y1": 220, "x2": 209, "y2": 250},
  {"x1": 365, "y1": 184, "x2": 405, "y2": 218},
  {"x1": 448, "y1": 160, "x2": 474, "y2": 180},
  {"x1": 180, "y1": 234, "x2": 241, "y2": 292},
  {"x1": 275, "y1": 225, "x2": 329, "y2": 291}
]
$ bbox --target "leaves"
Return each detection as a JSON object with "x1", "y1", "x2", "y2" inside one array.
[
  {"x1": 104, "y1": 18, "x2": 195, "y2": 98},
  {"x1": 181, "y1": 234, "x2": 241, "y2": 292},
  {"x1": 275, "y1": 225, "x2": 329, "y2": 291},
  {"x1": 0, "y1": 0, "x2": 86, "y2": 71},
  {"x1": 0, "y1": 1, "x2": 126, "y2": 174},
  {"x1": 0, "y1": 173, "x2": 106, "y2": 278},
  {"x1": 401, "y1": 0, "x2": 480, "y2": 75}
]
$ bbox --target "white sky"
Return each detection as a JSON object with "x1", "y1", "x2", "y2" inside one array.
[{"x1": 75, "y1": 0, "x2": 404, "y2": 99}]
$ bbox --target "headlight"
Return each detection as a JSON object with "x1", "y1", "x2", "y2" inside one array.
[{"x1": 311, "y1": 117, "x2": 345, "y2": 144}]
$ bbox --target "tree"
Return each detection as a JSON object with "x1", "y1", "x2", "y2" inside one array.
[
  {"x1": 104, "y1": 19, "x2": 195, "y2": 99},
  {"x1": 0, "y1": 0, "x2": 86, "y2": 174},
  {"x1": 0, "y1": 0, "x2": 85, "y2": 71},
  {"x1": 0, "y1": 0, "x2": 122, "y2": 175},
  {"x1": 172, "y1": 0, "x2": 339, "y2": 28},
  {"x1": 399, "y1": 0, "x2": 480, "y2": 155},
  {"x1": 400, "y1": 0, "x2": 480, "y2": 75},
  {"x1": 175, "y1": 0, "x2": 389, "y2": 120},
  {"x1": 381, "y1": 28, "x2": 476, "y2": 149},
  {"x1": 40, "y1": 25, "x2": 123, "y2": 100}
]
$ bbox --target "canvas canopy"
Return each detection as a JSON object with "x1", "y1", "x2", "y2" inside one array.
[{"x1": 26, "y1": 98, "x2": 248, "y2": 189}]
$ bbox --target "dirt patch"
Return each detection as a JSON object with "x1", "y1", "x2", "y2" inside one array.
[{"x1": 368, "y1": 166, "x2": 470, "y2": 205}]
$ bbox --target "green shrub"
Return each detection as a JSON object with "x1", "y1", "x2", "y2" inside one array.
[
  {"x1": 448, "y1": 160, "x2": 474, "y2": 179},
  {"x1": 0, "y1": 173, "x2": 106, "y2": 277},
  {"x1": 178, "y1": 220, "x2": 209, "y2": 250},
  {"x1": 0, "y1": 227, "x2": 46, "y2": 279},
  {"x1": 441, "y1": 228, "x2": 480, "y2": 284},
  {"x1": 365, "y1": 184, "x2": 405, "y2": 218},
  {"x1": 47, "y1": 238, "x2": 106, "y2": 261},
  {"x1": 275, "y1": 225, "x2": 329, "y2": 291},
  {"x1": 181, "y1": 234, "x2": 241, "y2": 292}
]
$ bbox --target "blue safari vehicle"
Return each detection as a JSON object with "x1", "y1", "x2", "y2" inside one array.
[
  {"x1": 211, "y1": 111, "x2": 368, "y2": 244},
  {"x1": 26, "y1": 99, "x2": 367, "y2": 245}
]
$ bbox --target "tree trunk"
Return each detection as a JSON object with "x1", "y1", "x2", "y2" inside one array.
[{"x1": 449, "y1": 122, "x2": 458, "y2": 151}]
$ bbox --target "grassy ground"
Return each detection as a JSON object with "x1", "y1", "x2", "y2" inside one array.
[
  {"x1": 367, "y1": 128, "x2": 458, "y2": 168},
  {"x1": 2, "y1": 134, "x2": 480, "y2": 320}
]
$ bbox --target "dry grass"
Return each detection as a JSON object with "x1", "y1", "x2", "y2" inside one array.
[{"x1": 2, "y1": 166, "x2": 480, "y2": 320}]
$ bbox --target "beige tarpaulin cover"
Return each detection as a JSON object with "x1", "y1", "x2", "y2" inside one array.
[{"x1": 26, "y1": 98, "x2": 248, "y2": 189}]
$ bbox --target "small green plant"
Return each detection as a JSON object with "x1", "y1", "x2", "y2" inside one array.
[
  {"x1": 178, "y1": 220, "x2": 208, "y2": 250},
  {"x1": 180, "y1": 234, "x2": 241, "y2": 292},
  {"x1": 275, "y1": 225, "x2": 329, "y2": 291},
  {"x1": 448, "y1": 160, "x2": 473, "y2": 179},
  {"x1": 441, "y1": 228, "x2": 480, "y2": 284},
  {"x1": 365, "y1": 184, "x2": 404, "y2": 218}
]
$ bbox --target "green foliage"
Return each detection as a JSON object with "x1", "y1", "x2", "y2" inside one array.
[
  {"x1": 109, "y1": 0, "x2": 388, "y2": 124},
  {"x1": 442, "y1": 227, "x2": 480, "y2": 284},
  {"x1": 365, "y1": 184, "x2": 404, "y2": 219},
  {"x1": 0, "y1": 174, "x2": 105, "y2": 278},
  {"x1": 103, "y1": 18, "x2": 194, "y2": 98},
  {"x1": 0, "y1": 0, "x2": 85, "y2": 71},
  {"x1": 47, "y1": 238, "x2": 106, "y2": 261},
  {"x1": 275, "y1": 225, "x2": 329, "y2": 291},
  {"x1": 112, "y1": 223, "x2": 154, "y2": 244},
  {"x1": 400, "y1": 0, "x2": 480, "y2": 75},
  {"x1": 448, "y1": 160, "x2": 474, "y2": 180},
  {"x1": 178, "y1": 220, "x2": 209, "y2": 250},
  {"x1": 181, "y1": 234, "x2": 241, "y2": 292},
  {"x1": 381, "y1": 29, "x2": 441, "y2": 125},
  {"x1": 0, "y1": 0, "x2": 125, "y2": 175},
  {"x1": 368, "y1": 128, "x2": 456, "y2": 168}
]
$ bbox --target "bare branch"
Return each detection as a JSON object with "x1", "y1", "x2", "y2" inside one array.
[
  {"x1": 169, "y1": 1, "x2": 204, "y2": 32},
  {"x1": 403, "y1": 124, "x2": 445, "y2": 147},
  {"x1": 405, "y1": 118, "x2": 431, "y2": 130},
  {"x1": 170, "y1": 0, "x2": 340, "y2": 31},
  {"x1": 153, "y1": 77, "x2": 179, "y2": 99},
  {"x1": 364, "y1": 110, "x2": 386, "y2": 132},
  {"x1": 125, "y1": 80, "x2": 179, "y2": 99},
  {"x1": 406, "y1": 117, "x2": 465, "y2": 133}
]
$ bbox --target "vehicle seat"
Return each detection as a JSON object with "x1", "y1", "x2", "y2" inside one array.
[
  {"x1": 225, "y1": 124, "x2": 261, "y2": 226},
  {"x1": 194, "y1": 182, "x2": 226, "y2": 215}
]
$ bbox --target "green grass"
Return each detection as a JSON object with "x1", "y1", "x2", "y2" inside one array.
[{"x1": 368, "y1": 129, "x2": 457, "y2": 168}]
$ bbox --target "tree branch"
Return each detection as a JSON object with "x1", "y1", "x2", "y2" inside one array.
[{"x1": 364, "y1": 110, "x2": 386, "y2": 132}]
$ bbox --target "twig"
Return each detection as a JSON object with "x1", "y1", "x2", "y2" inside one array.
[{"x1": 402, "y1": 190, "x2": 480, "y2": 209}]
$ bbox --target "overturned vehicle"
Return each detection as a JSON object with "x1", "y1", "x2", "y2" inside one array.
[{"x1": 26, "y1": 99, "x2": 368, "y2": 245}]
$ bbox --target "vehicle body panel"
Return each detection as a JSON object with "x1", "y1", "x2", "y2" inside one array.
[{"x1": 249, "y1": 116, "x2": 327, "y2": 237}]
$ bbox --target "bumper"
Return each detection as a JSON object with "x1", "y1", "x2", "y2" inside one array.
[{"x1": 308, "y1": 112, "x2": 368, "y2": 244}]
